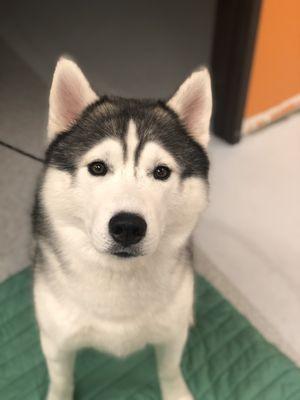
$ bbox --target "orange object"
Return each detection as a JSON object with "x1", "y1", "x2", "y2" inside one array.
[{"x1": 244, "y1": 0, "x2": 300, "y2": 118}]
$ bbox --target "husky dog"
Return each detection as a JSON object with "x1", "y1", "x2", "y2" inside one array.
[{"x1": 32, "y1": 57, "x2": 212, "y2": 400}]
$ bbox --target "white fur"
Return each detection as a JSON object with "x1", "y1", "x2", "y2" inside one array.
[
  {"x1": 125, "y1": 119, "x2": 139, "y2": 170},
  {"x1": 35, "y1": 63, "x2": 211, "y2": 400},
  {"x1": 168, "y1": 68, "x2": 212, "y2": 148}
]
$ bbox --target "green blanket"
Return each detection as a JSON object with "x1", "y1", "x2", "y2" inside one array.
[{"x1": 1, "y1": 269, "x2": 300, "y2": 400}]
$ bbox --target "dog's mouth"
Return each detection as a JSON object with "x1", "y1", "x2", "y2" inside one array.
[{"x1": 112, "y1": 251, "x2": 139, "y2": 258}]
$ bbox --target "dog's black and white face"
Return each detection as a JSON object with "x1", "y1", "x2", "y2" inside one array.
[{"x1": 40, "y1": 58, "x2": 211, "y2": 260}]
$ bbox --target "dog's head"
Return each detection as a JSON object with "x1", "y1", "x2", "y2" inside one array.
[{"x1": 42, "y1": 58, "x2": 212, "y2": 260}]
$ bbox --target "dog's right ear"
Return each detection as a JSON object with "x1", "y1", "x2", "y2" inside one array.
[{"x1": 48, "y1": 57, "x2": 98, "y2": 141}]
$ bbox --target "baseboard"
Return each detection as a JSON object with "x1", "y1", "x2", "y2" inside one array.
[{"x1": 242, "y1": 93, "x2": 300, "y2": 135}]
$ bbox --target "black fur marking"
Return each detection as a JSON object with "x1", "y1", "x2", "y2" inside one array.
[
  {"x1": 45, "y1": 96, "x2": 209, "y2": 179},
  {"x1": 31, "y1": 170, "x2": 49, "y2": 239},
  {"x1": 32, "y1": 170, "x2": 63, "y2": 270}
]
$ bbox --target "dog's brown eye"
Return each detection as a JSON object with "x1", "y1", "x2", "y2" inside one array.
[
  {"x1": 88, "y1": 161, "x2": 108, "y2": 176},
  {"x1": 153, "y1": 165, "x2": 171, "y2": 181}
]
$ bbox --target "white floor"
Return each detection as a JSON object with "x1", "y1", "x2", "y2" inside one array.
[{"x1": 193, "y1": 113, "x2": 300, "y2": 366}]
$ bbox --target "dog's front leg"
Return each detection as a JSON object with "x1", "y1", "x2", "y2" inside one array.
[
  {"x1": 155, "y1": 328, "x2": 193, "y2": 400},
  {"x1": 40, "y1": 332, "x2": 75, "y2": 400}
]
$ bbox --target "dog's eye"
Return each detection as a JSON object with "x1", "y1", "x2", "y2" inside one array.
[
  {"x1": 88, "y1": 161, "x2": 108, "y2": 176},
  {"x1": 153, "y1": 165, "x2": 171, "y2": 181}
]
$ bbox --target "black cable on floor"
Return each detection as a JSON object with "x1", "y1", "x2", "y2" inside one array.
[{"x1": 0, "y1": 140, "x2": 45, "y2": 163}]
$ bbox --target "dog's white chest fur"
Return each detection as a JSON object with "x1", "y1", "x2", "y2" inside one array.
[{"x1": 34, "y1": 251, "x2": 194, "y2": 358}]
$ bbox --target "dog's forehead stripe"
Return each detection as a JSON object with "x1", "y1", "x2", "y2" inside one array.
[{"x1": 125, "y1": 120, "x2": 139, "y2": 168}]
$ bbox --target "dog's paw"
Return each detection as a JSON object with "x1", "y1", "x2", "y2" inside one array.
[
  {"x1": 47, "y1": 393, "x2": 72, "y2": 400},
  {"x1": 46, "y1": 385, "x2": 73, "y2": 400},
  {"x1": 176, "y1": 394, "x2": 194, "y2": 400},
  {"x1": 164, "y1": 393, "x2": 194, "y2": 400},
  {"x1": 47, "y1": 393, "x2": 73, "y2": 400},
  {"x1": 161, "y1": 381, "x2": 194, "y2": 400},
  {"x1": 171, "y1": 391, "x2": 194, "y2": 400}
]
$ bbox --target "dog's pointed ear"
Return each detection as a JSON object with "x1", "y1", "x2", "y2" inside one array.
[
  {"x1": 167, "y1": 68, "x2": 212, "y2": 148},
  {"x1": 48, "y1": 57, "x2": 98, "y2": 141}
]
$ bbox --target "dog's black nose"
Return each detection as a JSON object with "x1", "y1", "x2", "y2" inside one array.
[{"x1": 109, "y1": 213, "x2": 147, "y2": 246}]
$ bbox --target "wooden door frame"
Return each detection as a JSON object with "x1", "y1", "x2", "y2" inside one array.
[{"x1": 211, "y1": 0, "x2": 262, "y2": 144}]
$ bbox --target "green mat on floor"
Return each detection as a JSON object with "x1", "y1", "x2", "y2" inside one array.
[{"x1": 1, "y1": 268, "x2": 300, "y2": 400}]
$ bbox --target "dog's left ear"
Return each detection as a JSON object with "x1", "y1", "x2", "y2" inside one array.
[
  {"x1": 48, "y1": 57, "x2": 98, "y2": 141},
  {"x1": 167, "y1": 68, "x2": 212, "y2": 148}
]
